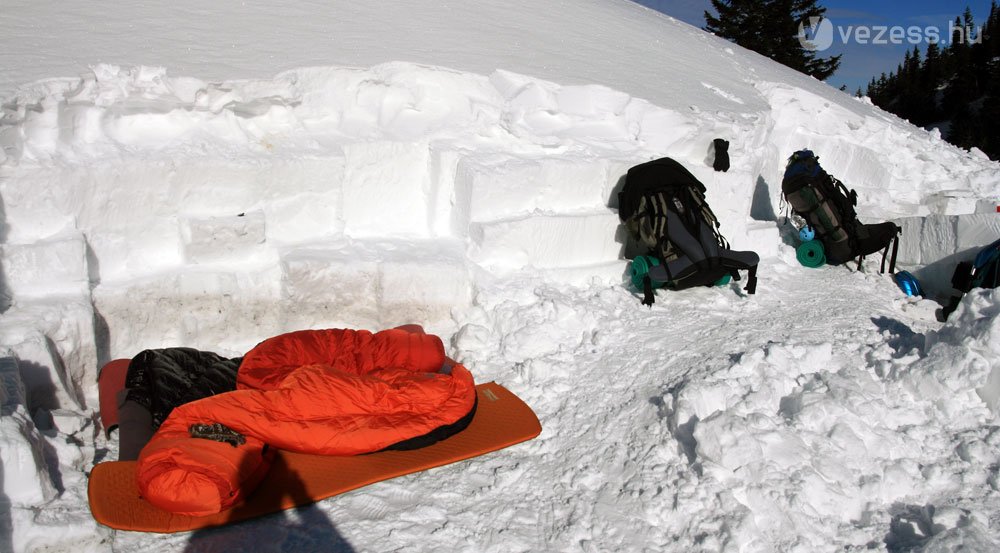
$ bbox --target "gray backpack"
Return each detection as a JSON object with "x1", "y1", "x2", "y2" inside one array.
[{"x1": 619, "y1": 157, "x2": 759, "y2": 305}]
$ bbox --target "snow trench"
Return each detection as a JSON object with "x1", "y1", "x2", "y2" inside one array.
[
  {"x1": 0, "y1": 64, "x2": 995, "y2": 404},
  {"x1": 0, "y1": 63, "x2": 761, "y2": 406},
  {"x1": 0, "y1": 62, "x2": 999, "y2": 552}
]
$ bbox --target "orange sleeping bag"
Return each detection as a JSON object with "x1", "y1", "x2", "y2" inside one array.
[{"x1": 135, "y1": 327, "x2": 477, "y2": 516}]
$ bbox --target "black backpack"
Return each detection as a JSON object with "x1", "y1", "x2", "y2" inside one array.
[
  {"x1": 782, "y1": 150, "x2": 901, "y2": 272},
  {"x1": 941, "y1": 238, "x2": 1000, "y2": 320},
  {"x1": 618, "y1": 157, "x2": 759, "y2": 305}
]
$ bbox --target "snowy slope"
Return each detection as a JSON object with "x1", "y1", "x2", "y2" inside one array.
[{"x1": 1, "y1": 1, "x2": 1000, "y2": 552}]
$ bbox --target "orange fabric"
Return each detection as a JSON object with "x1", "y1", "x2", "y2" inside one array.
[{"x1": 135, "y1": 327, "x2": 476, "y2": 516}]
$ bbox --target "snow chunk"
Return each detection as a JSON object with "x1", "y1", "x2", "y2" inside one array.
[
  {"x1": 0, "y1": 299, "x2": 97, "y2": 411},
  {"x1": 457, "y1": 156, "x2": 620, "y2": 223},
  {"x1": 914, "y1": 289, "x2": 1000, "y2": 414},
  {"x1": 342, "y1": 142, "x2": 433, "y2": 238},
  {"x1": 469, "y1": 212, "x2": 624, "y2": 273},
  {"x1": 0, "y1": 231, "x2": 89, "y2": 298},
  {"x1": 182, "y1": 211, "x2": 269, "y2": 265},
  {"x1": 282, "y1": 238, "x2": 472, "y2": 331},
  {"x1": 92, "y1": 268, "x2": 283, "y2": 359},
  {"x1": 0, "y1": 357, "x2": 57, "y2": 507},
  {"x1": 280, "y1": 247, "x2": 381, "y2": 330}
]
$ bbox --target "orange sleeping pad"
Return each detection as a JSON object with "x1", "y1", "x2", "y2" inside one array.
[{"x1": 88, "y1": 382, "x2": 541, "y2": 533}]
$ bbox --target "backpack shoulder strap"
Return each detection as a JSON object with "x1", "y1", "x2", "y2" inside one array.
[{"x1": 880, "y1": 231, "x2": 901, "y2": 274}]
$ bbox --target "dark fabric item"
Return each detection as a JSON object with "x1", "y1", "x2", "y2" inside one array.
[
  {"x1": 972, "y1": 239, "x2": 1000, "y2": 289},
  {"x1": 782, "y1": 170, "x2": 855, "y2": 263},
  {"x1": 828, "y1": 221, "x2": 900, "y2": 266},
  {"x1": 648, "y1": 248, "x2": 759, "y2": 289},
  {"x1": 633, "y1": 192, "x2": 758, "y2": 293},
  {"x1": 950, "y1": 240, "x2": 1000, "y2": 294},
  {"x1": 642, "y1": 275, "x2": 655, "y2": 306},
  {"x1": 854, "y1": 221, "x2": 900, "y2": 258},
  {"x1": 116, "y1": 390, "x2": 154, "y2": 461},
  {"x1": 978, "y1": 255, "x2": 1000, "y2": 288},
  {"x1": 669, "y1": 202, "x2": 721, "y2": 264},
  {"x1": 123, "y1": 348, "x2": 241, "y2": 430},
  {"x1": 618, "y1": 157, "x2": 706, "y2": 222},
  {"x1": 941, "y1": 239, "x2": 1000, "y2": 321},
  {"x1": 951, "y1": 260, "x2": 975, "y2": 293},
  {"x1": 618, "y1": 157, "x2": 759, "y2": 303},
  {"x1": 782, "y1": 150, "x2": 899, "y2": 270},
  {"x1": 711, "y1": 138, "x2": 730, "y2": 172}
]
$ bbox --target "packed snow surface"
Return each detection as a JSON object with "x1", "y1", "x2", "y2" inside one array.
[{"x1": 1, "y1": 1, "x2": 999, "y2": 552}]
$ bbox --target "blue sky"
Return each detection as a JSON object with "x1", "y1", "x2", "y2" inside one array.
[{"x1": 633, "y1": 0, "x2": 996, "y2": 93}]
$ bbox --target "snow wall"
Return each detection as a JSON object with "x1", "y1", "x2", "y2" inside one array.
[{"x1": 0, "y1": 62, "x2": 998, "y2": 431}]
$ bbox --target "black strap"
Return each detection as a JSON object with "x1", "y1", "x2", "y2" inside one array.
[
  {"x1": 889, "y1": 230, "x2": 900, "y2": 274},
  {"x1": 382, "y1": 397, "x2": 478, "y2": 451},
  {"x1": 744, "y1": 266, "x2": 758, "y2": 295},
  {"x1": 880, "y1": 234, "x2": 900, "y2": 274},
  {"x1": 838, "y1": 181, "x2": 858, "y2": 206},
  {"x1": 642, "y1": 275, "x2": 655, "y2": 307}
]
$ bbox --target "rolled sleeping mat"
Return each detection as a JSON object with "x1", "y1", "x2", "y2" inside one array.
[
  {"x1": 630, "y1": 256, "x2": 666, "y2": 290},
  {"x1": 98, "y1": 358, "x2": 131, "y2": 437},
  {"x1": 796, "y1": 240, "x2": 826, "y2": 268}
]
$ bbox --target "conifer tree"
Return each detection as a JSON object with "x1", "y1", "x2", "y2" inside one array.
[
  {"x1": 943, "y1": 12, "x2": 978, "y2": 115},
  {"x1": 963, "y1": 7, "x2": 978, "y2": 39},
  {"x1": 919, "y1": 42, "x2": 943, "y2": 122},
  {"x1": 863, "y1": 5, "x2": 998, "y2": 158},
  {"x1": 980, "y1": 63, "x2": 1000, "y2": 159},
  {"x1": 704, "y1": 0, "x2": 841, "y2": 80},
  {"x1": 923, "y1": 43, "x2": 942, "y2": 88},
  {"x1": 979, "y1": 2, "x2": 1000, "y2": 158},
  {"x1": 949, "y1": 105, "x2": 974, "y2": 149},
  {"x1": 897, "y1": 47, "x2": 925, "y2": 123},
  {"x1": 989, "y1": 1, "x2": 1000, "y2": 59}
]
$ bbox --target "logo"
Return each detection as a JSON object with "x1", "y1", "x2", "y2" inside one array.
[
  {"x1": 798, "y1": 16, "x2": 835, "y2": 52},
  {"x1": 795, "y1": 17, "x2": 983, "y2": 50}
]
